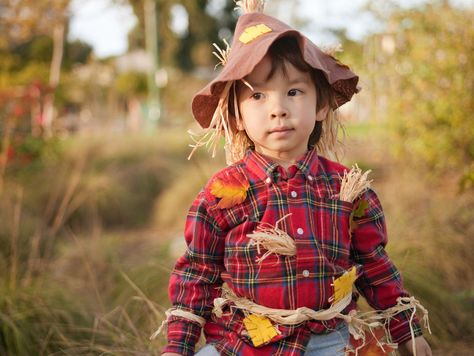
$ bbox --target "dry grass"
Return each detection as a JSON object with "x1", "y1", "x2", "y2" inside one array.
[
  {"x1": 0, "y1": 128, "x2": 472, "y2": 354},
  {"x1": 344, "y1": 131, "x2": 474, "y2": 349}
]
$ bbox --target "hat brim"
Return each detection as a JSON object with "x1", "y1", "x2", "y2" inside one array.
[{"x1": 192, "y1": 13, "x2": 359, "y2": 128}]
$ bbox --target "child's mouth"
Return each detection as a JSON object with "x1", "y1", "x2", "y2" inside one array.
[{"x1": 269, "y1": 127, "x2": 293, "y2": 134}]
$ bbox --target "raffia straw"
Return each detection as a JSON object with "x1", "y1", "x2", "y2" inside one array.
[
  {"x1": 339, "y1": 164, "x2": 372, "y2": 203},
  {"x1": 213, "y1": 283, "x2": 353, "y2": 324},
  {"x1": 340, "y1": 296, "x2": 430, "y2": 356},
  {"x1": 235, "y1": 0, "x2": 266, "y2": 13},
  {"x1": 150, "y1": 308, "x2": 206, "y2": 340},
  {"x1": 187, "y1": 81, "x2": 234, "y2": 161},
  {"x1": 322, "y1": 43, "x2": 343, "y2": 57},
  {"x1": 213, "y1": 286, "x2": 430, "y2": 355},
  {"x1": 212, "y1": 39, "x2": 231, "y2": 69},
  {"x1": 247, "y1": 214, "x2": 296, "y2": 263}
]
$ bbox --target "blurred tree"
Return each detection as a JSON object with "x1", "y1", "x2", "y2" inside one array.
[
  {"x1": 3, "y1": 37, "x2": 92, "y2": 72},
  {"x1": 369, "y1": 2, "x2": 474, "y2": 190},
  {"x1": 0, "y1": 0, "x2": 70, "y2": 137},
  {"x1": 63, "y1": 40, "x2": 93, "y2": 67},
  {"x1": 122, "y1": 0, "x2": 238, "y2": 70}
]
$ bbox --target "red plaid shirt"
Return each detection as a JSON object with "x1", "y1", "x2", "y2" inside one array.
[{"x1": 164, "y1": 149, "x2": 421, "y2": 356}]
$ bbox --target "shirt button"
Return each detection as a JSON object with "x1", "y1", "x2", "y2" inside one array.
[
  {"x1": 302, "y1": 270, "x2": 310, "y2": 277},
  {"x1": 308, "y1": 175, "x2": 314, "y2": 181},
  {"x1": 290, "y1": 191, "x2": 297, "y2": 198},
  {"x1": 265, "y1": 177, "x2": 271, "y2": 184},
  {"x1": 297, "y1": 228, "x2": 304, "y2": 235}
]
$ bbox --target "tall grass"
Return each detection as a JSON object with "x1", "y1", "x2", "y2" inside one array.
[
  {"x1": 0, "y1": 128, "x2": 472, "y2": 354},
  {"x1": 343, "y1": 128, "x2": 474, "y2": 351}
]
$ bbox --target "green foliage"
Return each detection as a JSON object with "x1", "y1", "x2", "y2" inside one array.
[
  {"x1": 63, "y1": 40, "x2": 93, "y2": 67},
  {"x1": 115, "y1": 71, "x2": 148, "y2": 97},
  {"x1": 381, "y1": 3, "x2": 474, "y2": 189},
  {"x1": 127, "y1": 0, "x2": 238, "y2": 70}
]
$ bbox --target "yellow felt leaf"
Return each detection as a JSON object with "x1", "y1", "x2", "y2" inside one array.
[
  {"x1": 239, "y1": 24, "x2": 272, "y2": 44},
  {"x1": 332, "y1": 266, "x2": 357, "y2": 303},
  {"x1": 243, "y1": 314, "x2": 279, "y2": 347},
  {"x1": 210, "y1": 172, "x2": 249, "y2": 209}
]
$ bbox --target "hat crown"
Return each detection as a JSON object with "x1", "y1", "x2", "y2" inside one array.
[
  {"x1": 232, "y1": 12, "x2": 295, "y2": 48},
  {"x1": 191, "y1": 5, "x2": 360, "y2": 129}
]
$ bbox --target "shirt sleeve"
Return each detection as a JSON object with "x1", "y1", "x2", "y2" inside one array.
[
  {"x1": 163, "y1": 190, "x2": 225, "y2": 356},
  {"x1": 350, "y1": 188, "x2": 422, "y2": 345}
]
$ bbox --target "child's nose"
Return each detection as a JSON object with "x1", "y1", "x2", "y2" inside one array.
[{"x1": 270, "y1": 101, "x2": 288, "y2": 119}]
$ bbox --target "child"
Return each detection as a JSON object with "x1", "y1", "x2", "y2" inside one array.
[{"x1": 159, "y1": 1, "x2": 431, "y2": 355}]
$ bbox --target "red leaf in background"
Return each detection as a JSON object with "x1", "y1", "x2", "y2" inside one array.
[
  {"x1": 210, "y1": 170, "x2": 249, "y2": 209},
  {"x1": 6, "y1": 146, "x2": 16, "y2": 162},
  {"x1": 12, "y1": 104, "x2": 25, "y2": 118}
]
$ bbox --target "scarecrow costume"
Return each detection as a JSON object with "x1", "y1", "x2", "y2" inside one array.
[{"x1": 155, "y1": 1, "x2": 430, "y2": 355}]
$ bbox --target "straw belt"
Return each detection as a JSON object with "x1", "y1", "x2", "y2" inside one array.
[
  {"x1": 212, "y1": 285, "x2": 431, "y2": 355},
  {"x1": 213, "y1": 284, "x2": 354, "y2": 324}
]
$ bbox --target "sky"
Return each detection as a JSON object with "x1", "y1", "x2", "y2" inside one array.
[
  {"x1": 69, "y1": 0, "x2": 137, "y2": 58},
  {"x1": 68, "y1": 0, "x2": 474, "y2": 59}
]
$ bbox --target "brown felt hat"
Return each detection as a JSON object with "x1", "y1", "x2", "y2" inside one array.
[{"x1": 192, "y1": 9, "x2": 360, "y2": 129}]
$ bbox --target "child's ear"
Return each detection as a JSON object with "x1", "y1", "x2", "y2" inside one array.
[{"x1": 315, "y1": 106, "x2": 330, "y2": 122}]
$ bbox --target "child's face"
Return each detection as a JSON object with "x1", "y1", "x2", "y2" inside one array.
[{"x1": 237, "y1": 55, "x2": 325, "y2": 163}]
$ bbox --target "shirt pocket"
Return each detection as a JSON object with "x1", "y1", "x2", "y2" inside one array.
[
  {"x1": 223, "y1": 217, "x2": 259, "y2": 280},
  {"x1": 311, "y1": 198, "x2": 353, "y2": 265}
]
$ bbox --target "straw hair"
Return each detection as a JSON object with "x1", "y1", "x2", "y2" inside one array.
[
  {"x1": 187, "y1": 81, "x2": 235, "y2": 162},
  {"x1": 235, "y1": 0, "x2": 266, "y2": 13},
  {"x1": 314, "y1": 110, "x2": 344, "y2": 162},
  {"x1": 188, "y1": 90, "x2": 346, "y2": 165}
]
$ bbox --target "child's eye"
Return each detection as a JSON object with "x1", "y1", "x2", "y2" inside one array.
[
  {"x1": 288, "y1": 89, "x2": 302, "y2": 96},
  {"x1": 251, "y1": 92, "x2": 264, "y2": 100}
]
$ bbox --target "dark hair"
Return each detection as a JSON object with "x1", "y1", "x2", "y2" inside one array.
[{"x1": 232, "y1": 36, "x2": 336, "y2": 149}]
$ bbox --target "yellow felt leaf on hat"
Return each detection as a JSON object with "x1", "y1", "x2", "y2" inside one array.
[
  {"x1": 210, "y1": 171, "x2": 249, "y2": 209},
  {"x1": 239, "y1": 24, "x2": 272, "y2": 44},
  {"x1": 243, "y1": 314, "x2": 279, "y2": 347},
  {"x1": 332, "y1": 266, "x2": 357, "y2": 304}
]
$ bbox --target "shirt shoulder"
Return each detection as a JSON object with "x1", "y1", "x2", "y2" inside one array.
[
  {"x1": 201, "y1": 160, "x2": 250, "y2": 206},
  {"x1": 317, "y1": 156, "x2": 350, "y2": 178}
]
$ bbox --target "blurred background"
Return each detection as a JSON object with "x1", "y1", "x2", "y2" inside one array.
[{"x1": 0, "y1": 0, "x2": 473, "y2": 354}]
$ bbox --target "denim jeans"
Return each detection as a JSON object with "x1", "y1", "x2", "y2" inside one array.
[{"x1": 195, "y1": 323, "x2": 349, "y2": 356}]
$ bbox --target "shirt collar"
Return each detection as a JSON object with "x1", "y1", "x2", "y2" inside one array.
[{"x1": 244, "y1": 149, "x2": 319, "y2": 183}]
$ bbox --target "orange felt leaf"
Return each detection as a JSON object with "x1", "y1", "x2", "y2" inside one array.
[
  {"x1": 210, "y1": 171, "x2": 249, "y2": 209},
  {"x1": 349, "y1": 328, "x2": 395, "y2": 356}
]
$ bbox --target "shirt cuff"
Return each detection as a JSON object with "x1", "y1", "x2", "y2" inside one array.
[
  {"x1": 162, "y1": 316, "x2": 202, "y2": 356},
  {"x1": 388, "y1": 308, "x2": 423, "y2": 345}
]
